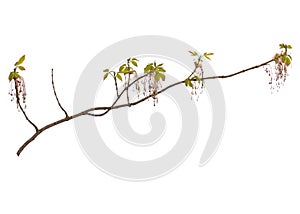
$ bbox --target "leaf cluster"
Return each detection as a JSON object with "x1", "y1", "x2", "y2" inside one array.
[
  {"x1": 8, "y1": 55, "x2": 26, "y2": 82},
  {"x1": 185, "y1": 50, "x2": 214, "y2": 89},
  {"x1": 103, "y1": 57, "x2": 140, "y2": 81},
  {"x1": 118, "y1": 57, "x2": 139, "y2": 75},
  {"x1": 188, "y1": 50, "x2": 214, "y2": 61},
  {"x1": 103, "y1": 68, "x2": 123, "y2": 81},
  {"x1": 274, "y1": 43, "x2": 292, "y2": 66},
  {"x1": 184, "y1": 76, "x2": 201, "y2": 88},
  {"x1": 144, "y1": 61, "x2": 166, "y2": 82}
]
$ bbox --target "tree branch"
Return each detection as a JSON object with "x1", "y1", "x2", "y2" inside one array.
[
  {"x1": 16, "y1": 58, "x2": 273, "y2": 156},
  {"x1": 203, "y1": 59, "x2": 274, "y2": 80},
  {"x1": 51, "y1": 69, "x2": 69, "y2": 118}
]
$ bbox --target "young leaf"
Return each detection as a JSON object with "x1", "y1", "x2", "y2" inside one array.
[
  {"x1": 103, "y1": 68, "x2": 109, "y2": 73},
  {"x1": 184, "y1": 78, "x2": 193, "y2": 88},
  {"x1": 15, "y1": 72, "x2": 21, "y2": 79},
  {"x1": 119, "y1": 66, "x2": 129, "y2": 74},
  {"x1": 184, "y1": 78, "x2": 189, "y2": 86},
  {"x1": 154, "y1": 72, "x2": 160, "y2": 82},
  {"x1": 131, "y1": 60, "x2": 138, "y2": 67},
  {"x1": 156, "y1": 67, "x2": 166, "y2": 72},
  {"x1": 144, "y1": 64, "x2": 154, "y2": 73},
  {"x1": 14, "y1": 55, "x2": 25, "y2": 66},
  {"x1": 18, "y1": 66, "x2": 26, "y2": 71},
  {"x1": 116, "y1": 73, "x2": 122, "y2": 81},
  {"x1": 188, "y1": 51, "x2": 198, "y2": 56},
  {"x1": 103, "y1": 73, "x2": 109, "y2": 80},
  {"x1": 194, "y1": 76, "x2": 201, "y2": 82},
  {"x1": 285, "y1": 56, "x2": 291, "y2": 66},
  {"x1": 203, "y1": 52, "x2": 214, "y2": 60},
  {"x1": 119, "y1": 64, "x2": 126, "y2": 72},
  {"x1": 279, "y1": 43, "x2": 285, "y2": 49},
  {"x1": 154, "y1": 72, "x2": 166, "y2": 82},
  {"x1": 8, "y1": 72, "x2": 15, "y2": 82}
]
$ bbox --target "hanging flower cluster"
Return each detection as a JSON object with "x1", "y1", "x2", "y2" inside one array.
[
  {"x1": 185, "y1": 51, "x2": 213, "y2": 100},
  {"x1": 8, "y1": 55, "x2": 27, "y2": 109},
  {"x1": 103, "y1": 58, "x2": 167, "y2": 106},
  {"x1": 141, "y1": 61, "x2": 166, "y2": 106},
  {"x1": 265, "y1": 44, "x2": 292, "y2": 92}
]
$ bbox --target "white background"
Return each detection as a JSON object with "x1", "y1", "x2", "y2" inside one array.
[{"x1": 0, "y1": 0, "x2": 299, "y2": 213}]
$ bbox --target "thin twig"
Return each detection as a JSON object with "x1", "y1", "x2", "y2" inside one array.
[
  {"x1": 113, "y1": 76, "x2": 119, "y2": 97},
  {"x1": 51, "y1": 69, "x2": 69, "y2": 117},
  {"x1": 14, "y1": 79, "x2": 38, "y2": 132},
  {"x1": 187, "y1": 56, "x2": 201, "y2": 79},
  {"x1": 203, "y1": 59, "x2": 274, "y2": 80},
  {"x1": 126, "y1": 74, "x2": 131, "y2": 106},
  {"x1": 16, "y1": 59, "x2": 273, "y2": 156}
]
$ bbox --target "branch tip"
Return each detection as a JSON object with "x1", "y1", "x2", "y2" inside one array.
[{"x1": 51, "y1": 69, "x2": 69, "y2": 118}]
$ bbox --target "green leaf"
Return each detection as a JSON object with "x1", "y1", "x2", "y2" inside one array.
[
  {"x1": 285, "y1": 56, "x2": 291, "y2": 66},
  {"x1": 279, "y1": 43, "x2": 285, "y2": 49},
  {"x1": 119, "y1": 66, "x2": 129, "y2": 73},
  {"x1": 184, "y1": 78, "x2": 193, "y2": 88},
  {"x1": 203, "y1": 52, "x2": 214, "y2": 60},
  {"x1": 184, "y1": 78, "x2": 189, "y2": 86},
  {"x1": 144, "y1": 64, "x2": 154, "y2": 73},
  {"x1": 154, "y1": 73, "x2": 160, "y2": 82},
  {"x1": 154, "y1": 61, "x2": 157, "y2": 67},
  {"x1": 154, "y1": 72, "x2": 166, "y2": 82},
  {"x1": 8, "y1": 72, "x2": 15, "y2": 81},
  {"x1": 122, "y1": 67, "x2": 134, "y2": 74},
  {"x1": 156, "y1": 67, "x2": 166, "y2": 72},
  {"x1": 15, "y1": 72, "x2": 21, "y2": 79},
  {"x1": 119, "y1": 64, "x2": 126, "y2": 72},
  {"x1": 131, "y1": 58, "x2": 138, "y2": 61},
  {"x1": 103, "y1": 73, "x2": 109, "y2": 80},
  {"x1": 194, "y1": 76, "x2": 201, "y2": 82},
  {"x1": 124, "y1": 66, "x2": 130, "y2": 72},
  {"x1": 103, "y1": 68, "x2": 109, "y2": 73},
  {"x1": 14, "y1": 55, "x2": 25, "y2": 66},
  {"x1": 18, "y1": 66, "x2": 26, "y2": 71},
  {"x1": 188, "y1": 51, "x2": 198, "y2": 56},
  {"x1": 116, "y1": 73, "x2": 122, "y2": 81},
  {"x1": 131, "y1": 60, "x2": 138, "y2": 67},
  {"x1": 287, "y1": 44, "x2": 292, "y2": 49}
]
